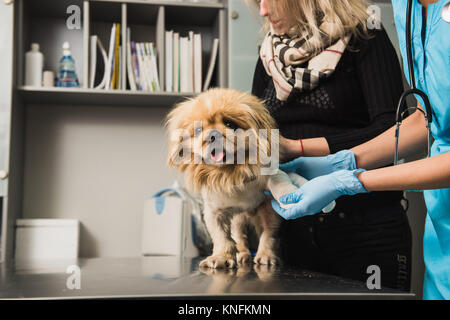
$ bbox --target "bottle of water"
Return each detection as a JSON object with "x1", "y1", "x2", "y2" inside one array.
[{"x1": 56, "y1": 42, "x2": 79, "y2": 88}]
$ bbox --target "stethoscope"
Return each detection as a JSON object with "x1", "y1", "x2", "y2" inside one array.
[{"x1": 394, "y1": 0, "x2": 450, "y2": 165}]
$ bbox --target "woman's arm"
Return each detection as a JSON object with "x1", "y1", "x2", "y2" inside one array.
[
  {"x1": 280, "y1": 136, "x2": 330, "y2": 160},
  {"x1": 279, "y1": 103, "x2": 429, "y2": 181},
  {"x1": 272, "y1": 150, "x2": 450, "y2": 219},
  {"x1": 352, "y1": 104, "x2": 428, "y2": 169},
  {"x1": 353, "y1": 103, "x2": 449, "y2": 190},
  {"x1": 358, "y1": 152, "x2": 450, "y2": 191},
  {"x1": 281, "y1": 29, "x2": 406, "y2": 162}
]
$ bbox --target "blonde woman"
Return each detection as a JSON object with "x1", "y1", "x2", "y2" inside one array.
[{"x1": 251, "y1": 0, "x2": 412, "y2": 290}]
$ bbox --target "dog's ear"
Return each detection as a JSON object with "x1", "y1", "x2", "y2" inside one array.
[
  {"x1": 241, "y1": 94, "x2": 278, "y2": 165},
  {"x1": 167, "y1": 134, "x2": 191, "y2": 173},
  {"x1": 166, "y1": 108, "x2": 180, "y2": 169},
  {"x1": 244, "y1": 94, "x2": 276, "y2": 132},
  {"x1": 167, "y1": 135, "x2": 181, "y2": 168},
  {"x1": 165, "y1": 98, "x2": 196, "y2": 170}
]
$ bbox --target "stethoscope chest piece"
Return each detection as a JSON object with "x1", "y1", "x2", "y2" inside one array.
[{"x1": 442, "y1": 1, "x2": 450, "y2": 23}]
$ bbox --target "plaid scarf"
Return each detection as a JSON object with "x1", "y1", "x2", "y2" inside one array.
[{"x1": 260, "y1": 26, "x2": 350, "y2": 101}]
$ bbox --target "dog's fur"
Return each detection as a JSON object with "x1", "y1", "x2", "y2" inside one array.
[{"x1": 166, "y1": 88, "x2": 281, "y2": 268}]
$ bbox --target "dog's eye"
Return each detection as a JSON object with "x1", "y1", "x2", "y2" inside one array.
[{"x1": 223, "y1": 119, "x2": 239, "y2": 131}]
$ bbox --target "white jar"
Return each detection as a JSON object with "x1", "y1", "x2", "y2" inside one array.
[{"x1": 25, "y1": 43, "x2": 44, "y2": 87}]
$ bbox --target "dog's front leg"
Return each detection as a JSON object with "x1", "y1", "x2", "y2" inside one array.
[
  {"x1": 254, "y1": 201, "x2": 280, "y2": 265},
  {"x1": 199, "y1": 208, "x2": 236, "y2": 269},
  {"x1": 230, "y1": 213, "x2": 252, "y2": 265}
]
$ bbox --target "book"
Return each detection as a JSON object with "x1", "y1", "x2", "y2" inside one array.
[
  {"x1": 126, "y1": 28, "x2": 137, "y2": 91},
  {"x1": 89, "y1": 35, "x2": 108, "y2": 90},
  {"x1": 203, "y1": 38, "x2": 219, "y2": 91},
  {"x1": 173, "y1": 32, "x2": 180, "y2": 92},
  {"x1": 179, "y1": 36, "x2": 189, "y2": 93},
  {"x1": 188, "y1": 31, "x2": 194, "y2": 93},
  {"x1": 112, "y1": 23, "x2": 121, "y2": 90},
  {"x1": 105, "y1": 23, "x2": 116, "y2": 90},
  {"x1": 135, "y1": 42, "x2": 147, "y2": 91},
  {"x1": 141, "y1": 42, "x2": 154, "y2": 92},
  {"x1": 89, "y1": 35, "x2": 98, "y2": 89},
  {"x1": 143, "y1": 43, "x2": 154, "y2": 91},
  {"x1": 193, "y1": 33, "x2": 202, "y2": 93},
  {"x1": 165, "y1": 30, "x2": 173, "y2": 92},
  {"x1": 149, "y1": 42, "x2": 160, "y2": 92},
  {"x1": 95, "y1": 37, "x2": 108, "y2": 90},
  {"x1": 118, "y1": 45, "x2": 122, "y2": 90},
  {"x1": 130, "y1": 42, "x2": 140, "y2": 90}
]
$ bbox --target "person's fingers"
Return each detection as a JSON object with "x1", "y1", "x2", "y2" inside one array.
[
  {"x1": 279, "y1": 159, "x2": 299, "y2": 173},
  {"x1": 272, "y1": 199, "x2": 308, "y2": 220},
  {"x1": 271, "y1": 200, "x2": 289, "y2": 219},
  {"x1": 280, "y1": 190, "x2": 302, "y2": 204}
]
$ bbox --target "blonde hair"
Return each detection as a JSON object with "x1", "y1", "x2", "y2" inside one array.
[{"x1": 248, "y1": 0, "x2": 372, "y2": 54}]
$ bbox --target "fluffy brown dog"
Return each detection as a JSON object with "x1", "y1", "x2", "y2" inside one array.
[{"x1": 166, "y1": 88, "x2": 281, "y2": 268}]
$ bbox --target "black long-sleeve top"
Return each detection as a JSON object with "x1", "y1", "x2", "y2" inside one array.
[
  {"x1": 252, "y1": 28, "x2": 404, "y2": 154},
  {"x1": 252, "y1": 28, "x2": 405, "y2": 205}
]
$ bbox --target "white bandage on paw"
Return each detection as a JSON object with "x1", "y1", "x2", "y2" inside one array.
[{"x1": 267, "y1": 169, "x2": 336, "y2": 213}]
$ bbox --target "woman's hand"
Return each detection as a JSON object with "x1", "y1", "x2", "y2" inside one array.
[
  {"x1": 280, "y1": 150, "x2": 357, "y2": 180},
  {"x1": 271, "y1": 169, "x2": 369, "y2": 220},
  {"x1": 279, "y1": 136, "x2": 302, "y2": 162},
  {"x1": 279, "y1": 136, "x2": 331, "y2": 162}
]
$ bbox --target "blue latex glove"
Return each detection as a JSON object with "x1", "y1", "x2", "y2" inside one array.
[
  {"x1": 271, "y1": 169, "x2": 369, "y2": 220},
  {"x1": 280, "y1": 150, "x2": 357, "y2": 180}
]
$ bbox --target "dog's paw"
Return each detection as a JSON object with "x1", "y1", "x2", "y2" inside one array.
[
  {"x1": 199, "y1": 254, "x2": 237, "y2": 269},
  {"x1": 236, "y1": 252, "x2": 252, "y2": 265},
  {"x1": 254, "y1": 264, "x2": 277, "y2": 281},
  {"x1": 253, "y1": 251, "x2": 279, "y2": 266}
]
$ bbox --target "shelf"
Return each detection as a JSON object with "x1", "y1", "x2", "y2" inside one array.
[
  {"x1": 91, "y1": 0, "x2": 225, "y2": 9},
  {"x1": 24, "y1": 0, "x2": 85, "y2": 19},
  {"x1": 17, "y1": 86, "x2": 194, "y2": 107}
]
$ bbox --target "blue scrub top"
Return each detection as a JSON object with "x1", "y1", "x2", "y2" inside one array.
[{"x1": 392, "y1": 0, "x2": 450, "y2": 300}]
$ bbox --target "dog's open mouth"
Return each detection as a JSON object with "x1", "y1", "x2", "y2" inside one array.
[{"x1": 211, "y1": 149, "x2": 226, "y2": 163}]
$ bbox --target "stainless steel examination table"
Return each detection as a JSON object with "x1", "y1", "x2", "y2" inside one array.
[{"x1": 0, "y1": 256, "x2": 415, "y2": 299}]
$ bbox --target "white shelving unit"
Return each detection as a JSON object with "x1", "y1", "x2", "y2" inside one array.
[{"x1": 16, "y1": 0, "x2": 227, "y2": 103}]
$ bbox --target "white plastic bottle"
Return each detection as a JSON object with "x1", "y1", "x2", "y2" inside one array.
[{"x1": 25, "y1": 43, "x2": 44, "y2": 87}]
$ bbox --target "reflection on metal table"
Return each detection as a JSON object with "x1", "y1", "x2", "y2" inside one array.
[{"x1": 0, "y1": 256, "x2": 415, "y2": 299}]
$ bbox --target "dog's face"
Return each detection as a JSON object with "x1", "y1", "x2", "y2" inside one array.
[{"x1": 166, "y1": 88, "x2": 277, "y2": 194}]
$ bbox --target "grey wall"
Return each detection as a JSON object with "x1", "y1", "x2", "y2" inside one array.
[{"x1": 23, "y1": 104, "x2": 179, "y2": 258}]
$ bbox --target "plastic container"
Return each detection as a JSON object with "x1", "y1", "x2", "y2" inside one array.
[
  {"x1": 15, "y1": 219, "x2": 79, "y2": 260},
  {"x1": 56, "y1": 42, "x2": 79, "y2": 88},
  {"x1": 24, "y1": 43, "x2": 44, "y2": 87},
  {"x1": 142, "y1": 188, "x2": 199, "y2": 257}
]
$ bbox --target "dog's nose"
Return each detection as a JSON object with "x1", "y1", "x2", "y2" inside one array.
[{"x1": 207, "y1": 130, "x2": 222, "y2": 143}]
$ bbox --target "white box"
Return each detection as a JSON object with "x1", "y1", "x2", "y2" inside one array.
[
  {"x1": 142, "y1": 188, "x2": 199, "y2": 257},
  {"x1": 15, "y1": 219, "x2": 79, "y2": 260}
]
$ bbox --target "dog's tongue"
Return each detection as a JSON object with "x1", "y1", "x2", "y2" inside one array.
[{"x1": 211, "y1": 151, "x2": 225, "y2": 163}]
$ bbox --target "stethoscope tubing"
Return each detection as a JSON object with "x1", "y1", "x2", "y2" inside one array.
[{"x1": 394, "y1": 0, "x2": 434, "y2": 166}]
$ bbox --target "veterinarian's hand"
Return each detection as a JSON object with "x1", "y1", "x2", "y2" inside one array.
[
  {"x1": 271, "y1": 169, "x2": 369, "y2": 220},
  {"x1": 279, "y1": 150, "x2": 357, "y2": 180}
]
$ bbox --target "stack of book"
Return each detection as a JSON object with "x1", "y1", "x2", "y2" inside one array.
[
  {"x1": 165, "y1": 30, "x2": 219, "y2": 93},
  {"x1": 89, "y1": 24, "x2": 160, "y2": 92},
  {"x1": 126, "y1": 29, "x2": 160, "y2": 92}
]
